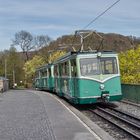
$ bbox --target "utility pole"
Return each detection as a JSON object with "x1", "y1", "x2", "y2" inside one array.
[
  {"x1": 13, "y1": 67, "x2": 15, "y2": 88},
  {"x1": 5, "y1": 59, "x2": 7, "y2": 79}
]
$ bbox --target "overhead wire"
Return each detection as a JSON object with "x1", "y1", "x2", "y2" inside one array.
[
  {"x1": 83, "y1": 0, "x2": 121, "y2": 29},
  {"x1": 81, "y1": 0, "x2": 121, "y2": 51},
  {"x1": 70, "y1": 0, "x2": 121, "y2": 51}
]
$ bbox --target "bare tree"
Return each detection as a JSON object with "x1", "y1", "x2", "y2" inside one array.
[
  {"x1": 34, "y1": 35, "x2": 51, "y2": 51},
  {"x1": 13, "y1": 30, "x2": 34, "y2": 61}
]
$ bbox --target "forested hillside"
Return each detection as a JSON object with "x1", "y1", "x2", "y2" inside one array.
[
  {"x1": 40, "y1": 33, "x2": 140, "y2": 53},
  {"x1": 1, "y1": 31, "x2": 140, "y2": 87}
]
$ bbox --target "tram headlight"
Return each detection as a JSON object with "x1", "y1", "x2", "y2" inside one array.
[
  {"x1": 97, "y1": 52, "x2": 102, "y2": 57},
  {"x1": 100, "y1": 84, "x2": 105, "y2": 90}
]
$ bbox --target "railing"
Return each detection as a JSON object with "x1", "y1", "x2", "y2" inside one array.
[{"x1": 121, "y1": 84, "x2": 140, "y2": 104}]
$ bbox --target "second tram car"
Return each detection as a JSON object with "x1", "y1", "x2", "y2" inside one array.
[{"x1": 35, "y1": 64, "x2": 54, "y2": 91}]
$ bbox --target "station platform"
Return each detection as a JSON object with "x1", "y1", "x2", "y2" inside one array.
[
  {"x1": 33, "y1": 90, "x2": 114, "y2": 140},
  {"x1": 0, "y1": 90, "x2": 114, "y2": 140}
]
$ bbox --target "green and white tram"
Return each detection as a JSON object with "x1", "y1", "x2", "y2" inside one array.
[{"x1": 53, "y1": 51, "x2": 122, "y2": 104}]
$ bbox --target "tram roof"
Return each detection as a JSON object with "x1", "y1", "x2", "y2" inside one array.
[
  {"x1": 54, "y1": 50, "x2": 117, "y2": 63},
  {"x1": 36, "y1": 50, "x2": 117, "y2": 70},
  {"x1": 36, "y1": 63, "x2": 53, "y2": 71}
]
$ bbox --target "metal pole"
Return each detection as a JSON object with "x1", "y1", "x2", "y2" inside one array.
[
  {"x1": 5, "y1": 59, "x2": 7, "y2": 79},
  {"x1": 13, "y1": 68, "x2": 15, "y2": 88},
  {"x1": 75, "y1": 30, "x2": 93, "y2": 52}
]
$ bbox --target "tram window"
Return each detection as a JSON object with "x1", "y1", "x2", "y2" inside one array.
[
  {"x1": 41, "y1": 71, "x2": 44, "y2": 77},
  {"x1": 66, "y1": 61, "x2": 69, "y2": 76},
  {"x1": 54, "y1": 65, "x2": 58, "y2": 76},
  {"x1": 35, "y1": 71, "x2": 39, "y2": 78},
  {"x1": 80, "y1": 57, "x2": 118, "y2": 76},
  {"x1": 48, "y1": 68, "x2": 51, "y2": 77},
  {"x1": 38, "y1": 71, "x2": 40, "y2": 77},
  {"x1": 59, "y1": 64, "x2": 62, "y2": 76},
  {"x1": 80, "y1": 58, "x2": 99, "y2": 76},
  {"x1": 62, "y1": 61, "x2": 69, "y2": 76},
  {"x1": 59, "y1": 65, "x2": 61, "y2": 76},
  {"x1": 40, "y1": 71, "x2": 43, "y2": 77},
  {"x1": 62, "y1": 63, "x2": 65, "y2": 76},
  {"x1": 41, "y1": 69, "x2": 47, "y2": 77},
  {"x1": 100, "y1": 57, "x2": 118, "y2": 74},
  {"x1": 45, "y1": 69, "x2": 47, "y2": 77},
  {"x1": 71, "y1": 59, "x2": 77, "y2": 77}
]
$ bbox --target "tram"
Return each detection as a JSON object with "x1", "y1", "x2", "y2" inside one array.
[{"x1": 35, "y1": 51, "x2": 122, "y2": 104}]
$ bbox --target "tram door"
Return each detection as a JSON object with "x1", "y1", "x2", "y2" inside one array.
[{"x1": 70, "y1": 59, "x2": 77, "y2": 97}]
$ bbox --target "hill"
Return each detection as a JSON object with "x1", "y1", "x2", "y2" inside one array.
[{"x1": 40, "y1": 32, "x2": 140, "y2": 53}]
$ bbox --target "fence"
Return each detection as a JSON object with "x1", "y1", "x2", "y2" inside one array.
[{"x1": 121, "y1": 84, "x2": 140, "y2": 104}]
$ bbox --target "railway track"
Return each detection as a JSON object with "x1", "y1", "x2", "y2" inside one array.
[
  {"x1": 121, "y1": 100, "x2": 140, "y2": 107},
  {"x1": 106, "y1": 106, "x2": 140, "y2": 123},
  {"x1": 89, "y1": 106, "x2": 140, "y2": 139}
]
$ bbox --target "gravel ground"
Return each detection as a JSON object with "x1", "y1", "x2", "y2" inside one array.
[
  {"x1": 114, "y1": 101, "x2": 140, "y2": 118},
  {"x1": 80, "y1": 101, "x2": 140, "y2": 140},
  {"x1": 82, "y1": 110, "x2": 133, "y2": 140}
]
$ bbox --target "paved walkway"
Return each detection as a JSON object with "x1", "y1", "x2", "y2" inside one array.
[{"x1": 0, "y1": 90, "x2": 98, "y2": 140}]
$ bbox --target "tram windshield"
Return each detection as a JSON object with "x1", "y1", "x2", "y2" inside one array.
[{"x1": 80, "y1": 57, "x2": 118, "y2": 76}]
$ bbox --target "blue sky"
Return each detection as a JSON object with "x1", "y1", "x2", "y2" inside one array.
[{"x1": 0, "y1": 0, "x2": 140, "y2": 51}]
